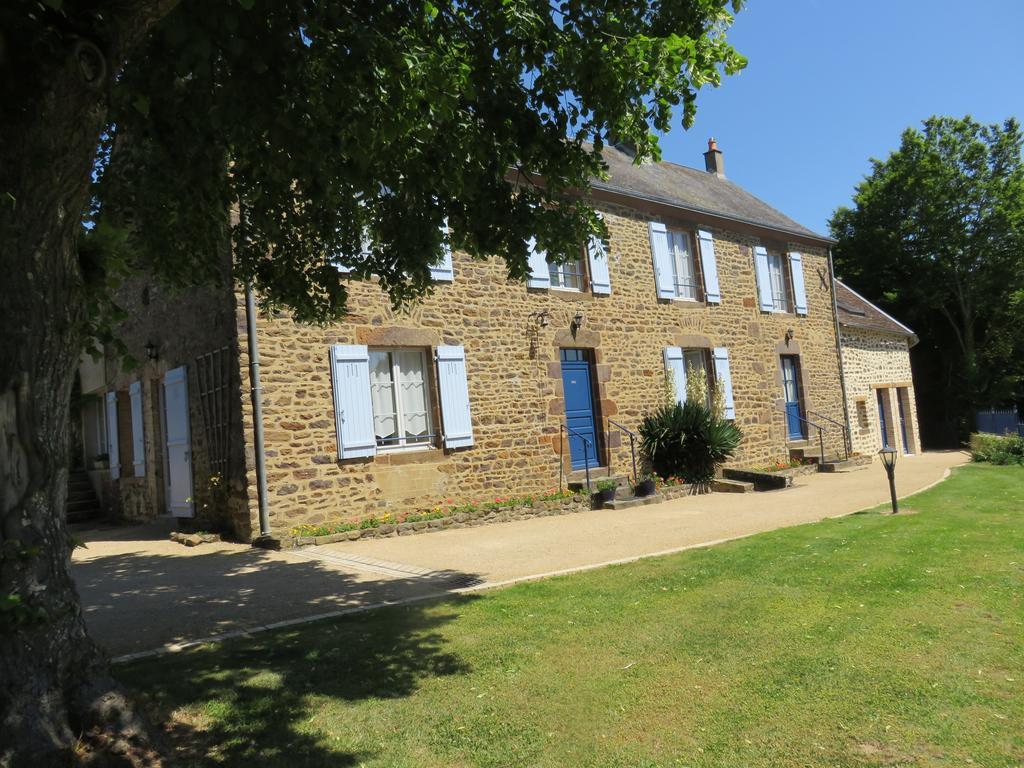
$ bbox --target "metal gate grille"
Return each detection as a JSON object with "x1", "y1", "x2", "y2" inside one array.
[{"x1": 194, "y1": 346, "x2": 232, "y2": 479}]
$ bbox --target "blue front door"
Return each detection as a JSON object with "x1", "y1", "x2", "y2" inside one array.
[
  {"x1": 877, "y1": 389, "x2": 890, "y2": 448},
  {"x1": 781, "y1": 355, "x2": 805, "y2": 440},
  {"x1": 560, "y1": 349, "x2": 599, "y2": 469}
]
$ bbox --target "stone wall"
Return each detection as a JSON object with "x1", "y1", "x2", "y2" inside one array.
[
  {"x1": 99, "y1": 258, "x2": 251, "y2": 536},
  {"x1": 235, "y1": 197, "x2": 848, "y2": 538},
  {"x1": 839, "y1": 327, "x2": 921, "y2": 456}
]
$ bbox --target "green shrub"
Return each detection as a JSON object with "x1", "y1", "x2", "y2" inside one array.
[
  {"x1": 970, "y1": 432, "x2": 1024, "y2": 465},
  {"x1": 638, "y1": 401, "x2": 743, "y2": 492}
]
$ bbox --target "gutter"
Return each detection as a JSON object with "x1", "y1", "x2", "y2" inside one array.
[
  {"x1": 829, "y1": 249, "x2": 854, "y2": 456},
  {"x1": 244, "y1": 281, "x2": 272, "y2": 539}
]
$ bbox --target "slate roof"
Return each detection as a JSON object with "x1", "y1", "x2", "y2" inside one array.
[
  {"x1": 591, "y1": 144, "x2": 831, "y2": 243},
  {"x1": 835, "y1": 280, "x2": 917, "y2": 343}
]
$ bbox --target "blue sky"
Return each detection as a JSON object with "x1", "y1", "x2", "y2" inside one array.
[{"x1": 656, "y1": 0, "x2": 1024, "y2": 236}]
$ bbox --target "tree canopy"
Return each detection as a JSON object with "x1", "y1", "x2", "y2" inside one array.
[
  {"x1": 830, "y1": 115, "x2": 1024, "y2": 443},
  {"x1": 87, "y1": 0, "x2": 747, "y2": 326},
  {"x1": 0, "y1": 1, "x2": 745, "y2": 762}
]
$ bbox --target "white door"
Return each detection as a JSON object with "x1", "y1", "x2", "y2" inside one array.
[{"x1": 163, "y1": 366, "x2": 194, "y2": 517}]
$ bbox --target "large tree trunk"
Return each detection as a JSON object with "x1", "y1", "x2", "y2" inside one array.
[{"x1": 0, "y1": 6, "x2": 174, "y2": 764}]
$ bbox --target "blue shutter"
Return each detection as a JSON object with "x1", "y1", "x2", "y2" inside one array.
[
  {"x1": 587, "y1": 213, "x2": 612, "y2": 295},
  {"x1": 329, "y1": 345, "x2": 377, "y2": 459},
  {"x1": 526, "y1": 237, "x2": 550, "y2": 289},
  {"x1": 753, "y1": 246, "x2": 774, "y2": 312},
  {"x1": 105, "y1": 391, "x2": 120, "y2": 479},
  {"x1": 664, "y1": 347, "x2": 687, "y2": 406},
  {"x1": 129, "y1": 380, "x2": 145, "y2": 477},
  {"x1": 697, "y1": 229, "x2": 721, "y2": 304},
  {"x1": 649, "y1": 221, "x2": 675, "y2": 299},
  {"x1": 429, "y1": 220, "x2": 455, "y2": 282},
  {"x1": 789, "y1": 251, "x2": 808, "y2": 315},
  {"x1": 712, "y1": 347, "x2": 736, "y2": 420},
  {"x1": 436, "y1": 345, "x2": 474, "y2": 448}
]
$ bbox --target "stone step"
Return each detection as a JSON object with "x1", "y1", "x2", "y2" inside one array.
[
  {"x1": 712, "y1": 478, "x2": 755, "y2": 493},
  {"x1": 67, "y1": 506, "x2": 101, "y2": 523},
  {"x1": 603, "y1": 493, "x2": 665, "y2": 510},
  {"x1": 721, "y1": 467, "x2": 792, "y2": 491},
  {"x1": 567, "y1": 471, "x2": 627, "y2": 492},
  {"x1": 818, "y1": 455, "x2": 873, "y2": 473},
  {"x1": 66, "y1": 497, "x2": 98, "y2": 511}
]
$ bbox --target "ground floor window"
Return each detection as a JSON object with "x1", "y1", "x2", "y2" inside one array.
[
  {"x1": 683, "y1": 348, "x2": 713, "y2": 407},
  {"x1": 369, "y1": 348, "x2": 434, "y2": 450}
]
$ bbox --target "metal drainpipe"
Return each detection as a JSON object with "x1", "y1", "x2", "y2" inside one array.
[
  {"x1": 828, "y1": 248, "x2": 853, "y2": 456},
  {"x1": 244, "y1": 282, "x2": 272, "y2": 538}
]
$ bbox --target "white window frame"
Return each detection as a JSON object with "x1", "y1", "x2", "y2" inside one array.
[
  {"x1": 767, "y1": 252, "x2": 793, "y2": 313},
  {"x1": 547, "y1": 250, "x2": 587, "y2": 292},
  {"x1": 667, "y1": 229, "x2": 701, "y2": 301},
  {"x1": 368, "y1": 347, "x2": 436, "y2": 452}
]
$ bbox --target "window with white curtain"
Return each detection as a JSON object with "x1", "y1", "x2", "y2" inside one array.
[
  {"x1": 368, "y1": 348, "x2": 434, "y2": 450},
  {"x1": 668, "y1": 229, "x2": 700, "y2": 300},
  {"x1": 547, "y1": 249, "x2": 586, "y2": 291},
  {"x1": 767, "y1": 252, "x2": 793, "y2": 312},
  {"x1": 683, "y1": 348, "x2": 713, "y2": 408}
]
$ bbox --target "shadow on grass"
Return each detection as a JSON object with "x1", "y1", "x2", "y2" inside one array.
[{"x1": 72, "y1": 529, "x2": 480, "y2": 765}]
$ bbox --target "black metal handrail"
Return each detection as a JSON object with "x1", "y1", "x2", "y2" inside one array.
[
  {"x1": 806, "y1": 409, "x2": 850, "y2": 460},
  {"x1": 773, "y1": 406, "x2": 827, "y2": 464},
  {"x1": 559, "y1": 424, "x2": 594, "y2": 493},
  {"x1": 607, "y1": 419, "x2": 638, "y2": 484}
]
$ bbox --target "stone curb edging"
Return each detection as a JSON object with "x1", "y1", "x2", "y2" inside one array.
[
  {"x1": 109, "y1": 467, "x2": 957, "y2": 665},
  {"x1": 267, "y1": 484, "x2": 699, "y2": 549}
]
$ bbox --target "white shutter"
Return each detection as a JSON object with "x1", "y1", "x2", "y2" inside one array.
[
  {"x1": 436, "y1": 345, "x2": 474, "y2": 449},
  {"x1": 697, "y1": 229, "x2": 721, "y2": 304},
  {"x1": 526, "y1": 237, "x2": 550, "y2": 289},
  {"x1": 789, "y1": 251, "x2": 808, "y2": 315},
  {"x1": 753, "y1": 246, "x2": 774, "y2": 312},
  {"x1": 129, "y1": 380, "x2": 145, "y2": 477},
  {"x1": 712, "y1": 347, "x2": 736, "y2": 420},
  {"x1": 586, "y1": 212, "x2": 612, "y2": 295},
  {"x1": 648, "y1": 221, "x2": 675, "y2": 300},
  {"x1": 105, "y1": 391, "x2": 120, "y2": 479},
  {"x1": 429, "y1": 220, "x2": 454, "y2": 282},
  {"x1": 162, "y1": 366, "x2": 194, "y2": 517},
  {"x1": 664, "y1": 347, "x2": 687, "y2": 407},
  {"x1": 329, "y1": 345, "x2": 377, "y2": 459}
]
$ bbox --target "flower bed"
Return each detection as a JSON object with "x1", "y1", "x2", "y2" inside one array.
[{"x1": 282, "y1": 489, "x2": 591, "y2": 548}]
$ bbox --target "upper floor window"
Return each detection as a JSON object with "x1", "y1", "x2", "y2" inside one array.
[
  {"x1": 548, "y1": 251, "x2": 587, "y2": 291},
  {"x1": 766, "y1": 252, "x2": 793, "y2": 313},
  {"x1": 668, "y1": 229, "x2": 701, "y2": 301},
  {"x1": 368, "y1": 348, "x2": 434, "y2": 450}
]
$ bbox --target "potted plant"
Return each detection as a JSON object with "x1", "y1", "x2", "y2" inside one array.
[
  {"x1": 595, "y1": 478, "x2": 619, "y2": 504},
  {"x1": 632, "y1": 473, "x2": 656, "y2": 498}
]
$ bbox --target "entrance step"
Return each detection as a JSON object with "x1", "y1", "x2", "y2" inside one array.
[
  {"x1": 566, "y1": 470, "x2": 627, "y2": 493},
  {"x1": 712, "y1": 478, "x2": 755, "y2": 493},
  {"x1": 721, "y1": 467, "x2": 792, "y2": 491},
  {"x1": 818, "y1": 454, "x2": 873, "y2": 473},
  {"x1": 603, "y1": 493, "x2": 665, "y2": 511}
]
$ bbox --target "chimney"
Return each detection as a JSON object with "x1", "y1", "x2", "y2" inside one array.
[{"x1": 703, "y1": 137, "x2": 725, "y2": 178}]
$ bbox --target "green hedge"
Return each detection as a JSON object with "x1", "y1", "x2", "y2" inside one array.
[{"x1": 969, "y1": 432, "x2": 1024, "y2": 465}]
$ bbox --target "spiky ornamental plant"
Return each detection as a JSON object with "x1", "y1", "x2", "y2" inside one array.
[{"x1": 638, "y1": 401, "x2": 742, "y2": 492}]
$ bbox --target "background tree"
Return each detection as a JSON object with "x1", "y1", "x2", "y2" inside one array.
[
  {"x1": 0, "y1": 0, "x2": 745, "y2": 762},
  {"x1": 830, "y1": 116, "x2": 1024, "y2": 447}
]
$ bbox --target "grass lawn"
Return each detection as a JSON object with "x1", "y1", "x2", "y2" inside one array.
[{"x1": 122, "y1": 464, "x2": 1024, "y2": 767}]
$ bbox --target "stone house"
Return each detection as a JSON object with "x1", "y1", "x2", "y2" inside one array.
[
  {"x1": 74, "y1": 141, "x2": 872, "y2": 542},
  {"x1": 835, "y1": 280, "x2": 921, "y2": 456}
]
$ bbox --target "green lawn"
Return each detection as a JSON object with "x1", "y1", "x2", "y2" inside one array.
[{"x1": 123, "y1": 464, "x2": 1024, "y2": 767}]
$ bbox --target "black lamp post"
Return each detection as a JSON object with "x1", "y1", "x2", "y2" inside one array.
[{"x1": 879, "y1": 447, "x2": 899, "y2": 514}]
